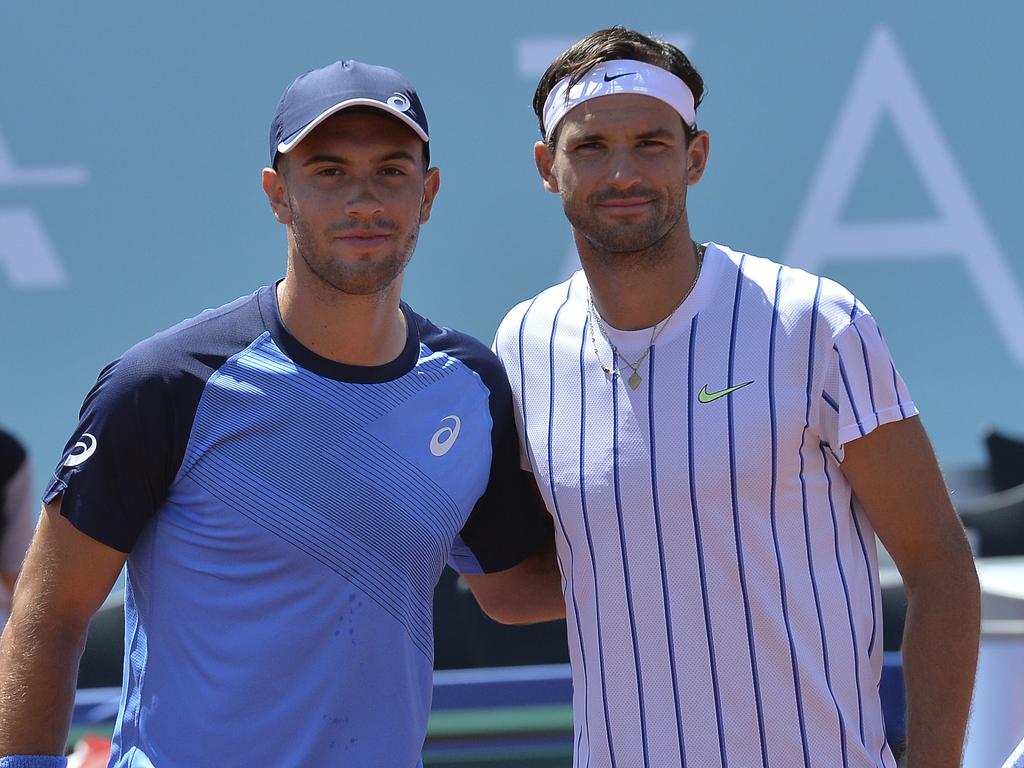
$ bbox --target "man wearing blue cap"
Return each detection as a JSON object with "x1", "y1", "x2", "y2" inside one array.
[{"x1": 0, "y1": 60, "x2": 560, "y2": 767}]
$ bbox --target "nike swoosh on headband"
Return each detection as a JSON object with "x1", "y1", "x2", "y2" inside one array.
[{"x1": 542, "y1": 59, "x2": 697, "y2": 140}]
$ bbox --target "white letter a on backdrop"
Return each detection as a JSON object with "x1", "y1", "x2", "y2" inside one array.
[{"x1": 784, "y1": 26, "x2": 1024, "y2": 365}]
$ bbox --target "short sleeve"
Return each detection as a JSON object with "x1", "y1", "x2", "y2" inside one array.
[
  {"x1": 816, "y1": 313, "x2": 918, "y2": 461},
  {"x1": 492, "y1": 301, "x2": 534, "y2": 472},
  {"x1": 43, "y1": 353, "x2": 181, "y2": 552},
  {"x1": 447, "y1": 349, "x2": 547, "y2": 575}
]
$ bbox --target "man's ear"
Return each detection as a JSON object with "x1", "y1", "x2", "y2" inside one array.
[
  {"x1": 262, "y1": 167, "x2": 292, "y2": 225},
  {"x1": 685, "y1": 131, "x2": 710, "y2": 186},
  {"x1": 534, "y1": 141, "x2": 559, "y2": 194},
  {"x1": 419, "y1": 167, "x2": 441, "y2": 224}
]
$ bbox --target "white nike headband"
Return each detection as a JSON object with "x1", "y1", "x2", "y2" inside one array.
[{"x1": 542, "y1": 59, "x2": 697, "y2": 141}]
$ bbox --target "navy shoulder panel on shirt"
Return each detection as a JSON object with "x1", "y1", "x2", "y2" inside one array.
[
  {"x1": 416, "y1": 313, "x2": 547, "y2": 572},
  {"x1": 44, "y1": 288, "x2": 273, "y2": 552}
]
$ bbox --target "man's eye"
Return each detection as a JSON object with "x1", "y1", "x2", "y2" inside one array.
[
  {"x1": 316, "y1": 167, "x2": 343, "y2": 177},
  {"x1": 380, "y1": 167, "x2": 406, "y2": 176},
  {"x1": 575, "y1": 142, "x2": 603, "y2": 152}
]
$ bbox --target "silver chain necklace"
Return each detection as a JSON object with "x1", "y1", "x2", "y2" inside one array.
[{"x1": 587, "y1": 244, "x2": 705, "y2": 390}]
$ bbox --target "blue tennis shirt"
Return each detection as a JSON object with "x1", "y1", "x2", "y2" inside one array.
[{"x1": 45, "y1": 285, "x2": 543, "y2": 767}]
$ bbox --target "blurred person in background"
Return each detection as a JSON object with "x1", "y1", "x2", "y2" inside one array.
[{"x1": 0, "y1": 428, "x2": 34, "y2": 627}]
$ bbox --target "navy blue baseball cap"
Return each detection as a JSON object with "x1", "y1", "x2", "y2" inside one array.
[{"x1": 269, "y1": 60, "x2": 429, "y2": 166}]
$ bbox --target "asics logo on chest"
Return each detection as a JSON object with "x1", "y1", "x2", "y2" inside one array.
[{"x1": 430, "y1": 416, "x2": 461, "y2": 457}]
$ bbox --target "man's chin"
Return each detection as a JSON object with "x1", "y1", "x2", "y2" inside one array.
[
  {"x1": 584, "y1": 230, "x2": 663, "y2": 255},
  {"x1": 331, "y1": 270, "x2": 403, "y2": 294}
]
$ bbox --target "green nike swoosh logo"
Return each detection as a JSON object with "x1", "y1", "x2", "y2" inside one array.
[{"x1": 697, "y1": 380, "x2": 754, "y2": 403}]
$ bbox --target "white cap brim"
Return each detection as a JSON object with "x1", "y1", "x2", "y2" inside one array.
[{"x1": 277, "y1": 98, "x2": 429, "y2": 155}]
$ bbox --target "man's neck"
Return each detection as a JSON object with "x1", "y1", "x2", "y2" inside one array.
[
  {"x1": 276, "y1": 268, "x2": 407, "y2": 368},
  {"x1": 579, "y1": 228, "x2": 702, "y2": 331}
]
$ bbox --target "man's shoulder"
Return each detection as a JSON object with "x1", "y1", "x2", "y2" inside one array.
[
  {"x1": 98, "y1": 288, "x2": 270, "y2": 401},
  {"x1": 717, "y1": 243, "x2": 863, "y2": 336},
  {"x1": 125, "y1": 288, "x2": 267, "y2": 366},
  {"x1": 411, "y1": 308, "x2": 507, "y2": 391},
  {"x1": 494, "y1": 274, "x2": 579, "y2": 348}
]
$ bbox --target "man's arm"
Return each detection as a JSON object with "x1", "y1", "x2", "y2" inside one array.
[
  {"x1": 462, "y1": 484, "x2": 565, "y2": 625},
  {"x1": 0, "y1": 499, "x2": 127, "y2": 756},
  {"x1": 840, "y1": 416, "x2": 980, "y2": 768}
]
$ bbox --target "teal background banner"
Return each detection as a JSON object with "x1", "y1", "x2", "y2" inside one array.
[{"x1": 2, "y1": 1, "x2": 1021, "y2": 489}]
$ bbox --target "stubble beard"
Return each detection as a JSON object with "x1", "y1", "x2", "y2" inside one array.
[
  {"x1": 289, "y1": 199, "x2": 420, "y2": 297},
  {"x1": 564, "y1": 187, "x2": 688, "y2": 272}
]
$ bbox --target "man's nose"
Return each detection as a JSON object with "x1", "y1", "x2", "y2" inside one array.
[
  {"x1": 344, "y1": 179, "x2": 385, "y2": 218},
  {"x1": 605, "y1": 149, "x2": 643, "y2": 191}
]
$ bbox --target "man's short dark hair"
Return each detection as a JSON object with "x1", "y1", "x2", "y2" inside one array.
[{"x1": 532, "y1": 26, "x2": 705, "y2": 146}]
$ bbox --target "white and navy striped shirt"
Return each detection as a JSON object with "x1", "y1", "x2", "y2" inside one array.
[{"x1": 494, "y1": 242, "x2": 916, "y2": 768}]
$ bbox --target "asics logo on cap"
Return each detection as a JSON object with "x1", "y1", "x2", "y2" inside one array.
[
  {"x1": 387, "y1": 93, "x2": 411, "y2": 112},
  {"x1": 64, "y1": 433, "x2": 98, "y2": 467},
  {"x1": 430, "y1": 416, "x2": 461, "y2": 457}
]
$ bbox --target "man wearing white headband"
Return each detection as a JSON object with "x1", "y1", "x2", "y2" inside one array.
[{"x1": 481, "y1": 26, "x2": 980, "y2": 768}]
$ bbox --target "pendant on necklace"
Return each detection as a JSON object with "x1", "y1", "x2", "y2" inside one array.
[{"x1": 627, "y1": 371, "x2": 643, "y2": 390}]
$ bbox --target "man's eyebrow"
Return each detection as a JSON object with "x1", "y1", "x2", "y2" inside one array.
[
  {"x1": 302, "y1": 153, "x2": 348, "y2": 167},
  {"x1": 378, "y1": 150, "x2": 417, "y2": 164},
  {"x1": 566, "y1": 128, "x2": 677, "y2": 144},
  {"x1": 634, "y1": 128, "x2": 676, "y2": 141},
  {"x1": 567, "y1": 132, "x2": 607, "y2": 145},
  {"x1": 301, "y1": 150, "x2": 417, "y2": 166}
]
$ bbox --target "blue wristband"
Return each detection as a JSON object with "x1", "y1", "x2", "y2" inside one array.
[{"x1": 0, "y1": 757, "x2": 68, "y2": 768}]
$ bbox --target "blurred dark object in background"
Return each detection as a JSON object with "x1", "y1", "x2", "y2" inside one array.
[
  {"x1": 76, "y1": 601, "x2": 124, "y2": 689},
  {"x1": 957, "y1": 483, "x2": 1024, "y2": 558},
  {"x1": 433, "y1": 567, "x2": 569, "y2": 670},
  {"x1": 985, "y1": 428, "x2": 1024, "y2": 492}
]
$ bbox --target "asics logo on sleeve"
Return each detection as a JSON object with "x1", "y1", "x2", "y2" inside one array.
[
  {"x1": 698, "y1": 381, "x2": 754, "y2": 404},
  {"x1": 429, "y1": 416, "x2": 461, "y2": 457},
  {"x1": 64, "y1": 433, "x2": 98, "y2": 466}
]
